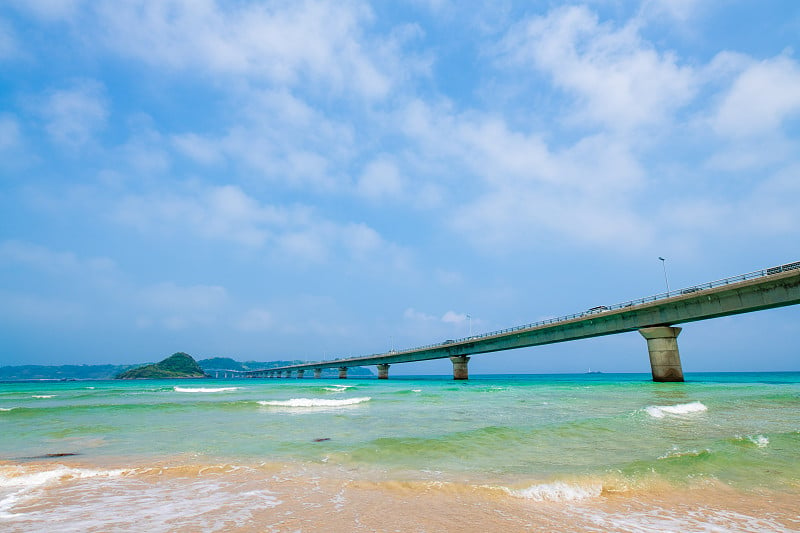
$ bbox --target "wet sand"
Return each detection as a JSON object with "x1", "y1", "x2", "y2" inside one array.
[{"x1": 2, "y1": 458, "x2": 798, "y2": 532}]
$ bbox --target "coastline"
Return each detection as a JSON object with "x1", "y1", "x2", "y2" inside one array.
[{"x1": 2, "y1": 455, "x2": 798, "y2": 532}]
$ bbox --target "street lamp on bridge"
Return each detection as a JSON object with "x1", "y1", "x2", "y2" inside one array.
[{"x1": 659, "y1": 257, "x2": 670, "y2": 294}]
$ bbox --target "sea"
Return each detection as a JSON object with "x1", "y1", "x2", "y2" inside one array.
[{"x1": 1, "y1": 372, "x2": 798, "y2": 532}]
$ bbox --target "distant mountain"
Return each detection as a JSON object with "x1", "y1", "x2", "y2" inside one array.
[
  {"x1": 116, "y1": 353, "x2": 207, "y2": 379},
  {"x1": 0, "y1": 364, "x2": 135, "y2": 381},
  {"x1": 0, "y1": 354, "x2": 374, "y2": 381}
]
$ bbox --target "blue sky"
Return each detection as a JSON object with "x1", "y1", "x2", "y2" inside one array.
[{"x1": 1, "y1": 0, "x2": 798, "y2": 374}]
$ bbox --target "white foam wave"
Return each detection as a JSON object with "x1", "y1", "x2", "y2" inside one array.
[
  {"x1": 0, "y1": 466, "x2": 128, "y2": 517},
  {"x1": 323, "y1": 385, "x2": 354, "y2": 392},
  {"x1": 258, "y1": 397, "x2": 371, "y2": 408},
  {"x1": 32, "y1": 395, "x2": 54, "y2": 398},
  {"x1": 412, "y1": 389, "x2": 422, "y2": 393},
  {"x1": 0, "y1": 466, "x2": 280, "y2": 529},
  {"x1": 503, "y1": 481, "x2": 602, "y2": 502},
  {"x1": 174, "y1": 387, "x2": 240, "y2": 393},
  {"x1": 0, "y1": 407, "x2": 17, "y2": 412},
  {"x1": 739, "y1": 434, "x2": 769, "y2": 448},
  {"x1": 645, "y1": 401, "x2": 707, "y2": 419}
]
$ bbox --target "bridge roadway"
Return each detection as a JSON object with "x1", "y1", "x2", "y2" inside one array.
[{"x1": 243, "y1": 262, "x2": 800, "y2": 382}]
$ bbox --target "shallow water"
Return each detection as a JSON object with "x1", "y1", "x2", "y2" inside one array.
[{"x1": 1, "y1": 373, "x2": 799, "y2": 531}]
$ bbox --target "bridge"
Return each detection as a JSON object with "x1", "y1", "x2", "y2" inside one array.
[{"x1": 241, "y1": 262, "x2": 800, "y2": 382}]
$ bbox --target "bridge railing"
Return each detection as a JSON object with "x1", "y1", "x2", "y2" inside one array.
[
  {"x1": 268, "y1": 261, "x2": 800, "y2": 369},
  {"x1": 363, "y1": 260, "x2": 800, "y2": 357}
]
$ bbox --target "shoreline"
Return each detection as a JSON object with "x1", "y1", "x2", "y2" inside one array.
[{"x1": 2, "y1": 456, "x2": 798, "y2": 532}]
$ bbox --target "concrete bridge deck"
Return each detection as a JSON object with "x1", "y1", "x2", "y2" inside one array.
[{"x1": 243, "y1": 262, "x2": 800, "y2": 382}]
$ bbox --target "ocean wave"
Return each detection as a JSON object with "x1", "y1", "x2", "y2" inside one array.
[
  {"x1": 257, "y1": 397, "x2": 371, "y2": 408},
  {"x1": 0, "y1": 407, "x2": 18, "y2": 412},
  {"x1": 658, "y1": 447, "x2": 712, "y2": 460},
  {"x1": 32, "y1": 395, "x2": 54, "y2": 398},
  {"x1": 0, "y1": 464, "x2": 280, "y2": 529},
  {"x1": 502, "y1": 481, "x2": 602, "y2": 502},
  {"x1": 645, "y1": 401, "x2": 707, "y2": 419},
  {"x1": 0, "y1": 465, "x2": 128, "y2": 517},
  {"x1": 174, "y1": 387, "x2": 240, "y2": 393},
  {"x1": 322, "y1": 385, "x2": 354, "y2": 392},
  {"x1": 735, "y1": 434, "x2": 769, "y2": 448}
]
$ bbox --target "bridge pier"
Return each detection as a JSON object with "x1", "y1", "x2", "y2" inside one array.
[
  {"x1": 639, "y1": 326, "x2": 684, "y2": 382},
  {"x1": 377, "y1": 363, "x2": 390, "y2": 379},
  {"x1": 297, "y1": 370, "x2": 304, "y2": 379},
  {"x1": 314, "y1": 368, "x2": 322, "y2": 379},
  {"x1": 339, "y1": 367, "x2": 348, "y2": 379},
  {"x1": 450, "y1": 356, "x2": 470, "y2": 380}
]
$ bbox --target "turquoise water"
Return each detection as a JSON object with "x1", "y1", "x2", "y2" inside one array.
[
  {"x1": 2, "y1": 372, "x2": 799, "y2": 531},
  {"x1": 2, "y1": 372, "x2": 799, "y2": 488}
]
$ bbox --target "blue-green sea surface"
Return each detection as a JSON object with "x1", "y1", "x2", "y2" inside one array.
[{"x1": 1, "y1": 372, "x2": 799, "y2": 531}]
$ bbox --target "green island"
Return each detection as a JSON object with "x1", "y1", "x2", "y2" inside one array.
[{"x1": 115, "y1": 352, "x2": 207, "y2": 379}]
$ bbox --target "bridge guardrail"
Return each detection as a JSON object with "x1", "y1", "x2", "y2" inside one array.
[
  {"x1": 259, "y1": 261, "x2": 800, "y2": 369},
  {"x1": 377, "y1": 261, "x2": 800, "y2": 357}
]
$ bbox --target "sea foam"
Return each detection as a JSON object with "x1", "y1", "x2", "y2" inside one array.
[
  {"x1": 645, "y1": 401, "x2": 707, "y2": 419},
  {"x1": 174, "y1": 387, "x2": 240, "y2": 393},
  {"x1": 257, "y1": 397, "x2": 371, "y2": 408},
  {"x1": 503, "y1": 481, "x2": 602, "y2": 502},
  {"x1": 0, "y1": 466, "x2": 128, "y2": 517}
]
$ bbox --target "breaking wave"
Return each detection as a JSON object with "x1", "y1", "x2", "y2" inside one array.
[
  {"x1": 502, "y1": 481, "x2": 603, "y2": 502},
  {"x1": 173, "y1": 387, "x2": 240, "y2": 393},
  {"x1": 645, "y1": 401, "x2": 707, "y2": 419},
  {"x1": 257, "y1": 397, "x2": 371, "y2": 408}
]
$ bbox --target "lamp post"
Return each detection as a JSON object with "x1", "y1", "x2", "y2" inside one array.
[
  {"x1": 467, "y1": 314, "x2": 472, "y2": 337},
  {"x1": 659, "y1": 257, "x2": 670, "y2": 294}
]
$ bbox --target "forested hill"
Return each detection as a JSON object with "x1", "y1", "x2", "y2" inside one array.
[{"x1": 116, "y1": 353, "x2": 207, "y2": 379}]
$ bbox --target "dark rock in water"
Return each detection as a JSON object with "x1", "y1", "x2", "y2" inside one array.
[
  {"x1": 15, "y1": 452, "x2": 81, "y2": 460},
  {"x1": 313, "y1": 438, "x2": 331, "y2": 442}
]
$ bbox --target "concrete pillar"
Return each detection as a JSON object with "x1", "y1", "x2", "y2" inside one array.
[
  {"x1": 377, "y1": 363, "x2": 390, "y2": 379},
  {"x1": 297, "y1": 369, "x2": 305, "y2": 379},
  {"x1": 338, "y1": 367, "x2": 348, "y2": 379},
  {"x1": 314, "y1": 368, "x2": 322, "y2": 379},
  {"x1": 286, "y1": 371, "x2": 293, "y2": 378},
  {"x1": 450, "y1": 356, "x2": 470, "y2": 380},
  {"x1": 639, "y1": 326, "x2": 684, "y2": 382}
]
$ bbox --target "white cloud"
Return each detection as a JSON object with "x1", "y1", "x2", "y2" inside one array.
[
  {"x1": 498, "y1": 5, "x2": 696, "y2": 131},
  {"x1": 41, "y1": 79, "x2": 108, "y2": 149},
  {"x1": 93, "y1": 0, "x2": 394, "y2": 99},
  {"x1": 357, "y1": 156, "x2": 404, "y2": 200},
  {"x1": 116, "y1": 184, "x2": 287, "y2": 247},
  {"x1": 115, "y1": 183, "x2": 409, "y2": 268},
  {"x1": 400, "y1": 100, "x2": 650, "y2": 250},
  {"x1": 173, "y1": 89, "x2": 354, "y2": 191},
  {"x1": 0, "y1": 240, "x2": 115, "y2": 276},
  {"x1": 640, "y1": 0, "x2": 702, "y2": 23},
  {"x1": 441, "y1": 310, "x2": 466, "y2": 324},
  {"x1": 711, "y1": 55, "x2": 800, "y2": 139}
]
